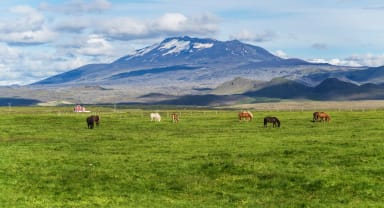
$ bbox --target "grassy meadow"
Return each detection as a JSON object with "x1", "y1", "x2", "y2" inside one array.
[{"x1": 0, "y1": 106, "x2": 383, "y2": 207}]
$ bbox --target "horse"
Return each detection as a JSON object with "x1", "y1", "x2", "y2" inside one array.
[
  {"x1": 150, "y1": 113, "x2": 161, "y2": 122},
  {"x1": 238, "y1": 111, "x2": 253, "y2": 121},
  {"x1": 264, "y1": 116, "x2": 280, "y2": 128},
  {"x1": 317, "y1": 112, "x2": 331, "y2": 122},
  {"x1": 86, "y1": 115, "x2": 100, "y2": 129},
  {"x1": 171, "y1": 113, "x2": 179, "y2": 123}
]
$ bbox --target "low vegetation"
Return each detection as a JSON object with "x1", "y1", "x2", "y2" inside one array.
[{"x1": 0, "y1": 106, "x2": 383, "y2": 207}]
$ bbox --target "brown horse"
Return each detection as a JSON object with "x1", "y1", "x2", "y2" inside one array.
[
  {"x1": 238, "y1": 111, "x2": 253, "y2": 121},
  {"x1": 86, "y1": 115, "x2": 100, "y2": 129},
  {"x1": 264, "y1": 116, "x2": 280, "y2": 128},
  {"x1": 171, "y1": 113, "x2": 179, "y2": 123},
  {"x1": 317, "y1": 112, "x2": 331, "y2": 122}
]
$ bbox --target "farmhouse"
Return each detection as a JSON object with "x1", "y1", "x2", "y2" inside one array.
[{"x1": 73, "y1": 105, "x2": 90, "y2": 113}]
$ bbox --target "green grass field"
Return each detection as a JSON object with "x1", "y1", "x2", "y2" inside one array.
[{"x1": 0, "y1": 107, "x2": 383, "y2": 207}]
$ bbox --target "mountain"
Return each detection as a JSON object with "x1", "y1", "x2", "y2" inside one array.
[
  {"x1": 17, "y1": 36, "x2": 384, "y2": 105},
  {"x1": 31, "y1": 36, "x2": 351, "y2": 91},
  {"x1": 341, "y1": 66, "x2": 384, "y2": 84},
  {"x1": 243, "y1": 78, "x2": 384, "y2": 100}
]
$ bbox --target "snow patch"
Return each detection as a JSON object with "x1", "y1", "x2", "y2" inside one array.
[
  {"x1": 193, "y1": 43, "x2": 213, "y2": 49},
  {"x1": 135, "y1": 44, "x2": 159, "y2": 56},
  {"x1": 124, "y1": 44, "x2": 159, "y2": 60},
  {"x1": 160, "y1": 39, "x2": 190, "y2": 55}
]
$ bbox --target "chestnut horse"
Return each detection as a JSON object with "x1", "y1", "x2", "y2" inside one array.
[
  {"x1": 86, "y1": 115, "x2": 100, "y2": 129},
  {"x1": 264, "y1": 116, "x2": 280, "y2": 128},
  {"x1": 318, "y1": 112, "x2": 331, "y2": 122},
  {"x1": 238, "y1": 111, "x2": 253, "y2": 121},
  {"x1": 171, "y1": 113, "x2": 179, "y2": 123}
]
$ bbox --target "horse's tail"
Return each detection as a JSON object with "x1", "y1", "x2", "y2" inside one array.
[
  {"x1": 313, "y1": 112, "x2": 318, "y2": 122},
  {"x1": 248, "y1": 111, "x2": 254, "y2": 119}
]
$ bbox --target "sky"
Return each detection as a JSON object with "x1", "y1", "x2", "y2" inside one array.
[{"x1": 1, "y1": 0, "x2": 384, "y2": 85}]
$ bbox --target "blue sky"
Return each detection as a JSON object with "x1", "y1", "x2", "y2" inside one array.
[{"x1": 1, "y1": 0, "x2": 384, "y2": 85}]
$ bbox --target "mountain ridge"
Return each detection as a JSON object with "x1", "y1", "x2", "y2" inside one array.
[
  {"x1": 7, "y1": 35, "x2": 382, "y2": 105},
  {"x1": 32, "y1": 36, "x2": 321, "y2": 88}
]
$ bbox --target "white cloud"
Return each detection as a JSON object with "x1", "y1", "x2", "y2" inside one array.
[
  {"x1": 230, "y1": 29, "x2": 276, "y2": 42},
  {"x1": 153, "y1": 13, "x2": 187, "y2": 32},
  {"x1": 96, "y1": 12, "x2": 218, "y2": 40},
  {"x1": 308, "y1": 54, "x2": 384, "y2": 67},
  {"x1": 0, "y1": 5, "x2": 56, "y2": 45},
  {"x1": 76, "y1": 34, "x2": 113, "y2": 56},
  {"x1": 9, "y1": 5, "x2": 44, "y2": 31},
  {"x1": 151, "y1": 13, "x2": 218, "y2": 36},
  {"x1": 97, "y1": 17, "x2": 149, "y2": 39},
  {"x1": 2, "y1": 26, "x2": 56, "y2": 45},
  {"x1": 344, "y1": 54, "x2": 384, "y2": 67},
  {"x1": 273, "y1": 50, "x2": 289, "y2": 59}
]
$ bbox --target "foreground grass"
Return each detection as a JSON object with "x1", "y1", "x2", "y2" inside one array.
[{"x1": 0, "y1": 107, "x2": 383, "y2": 207}]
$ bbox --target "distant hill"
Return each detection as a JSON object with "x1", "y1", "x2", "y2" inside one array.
[
  {"x1": 244, "y1": 78, "x2": 384, "y2": 100},
  {"x1": 0, "y1": 97, "x2": 41, "y2": 106},
  {"x1": 244, "y1": 78, "x2": 312, "y2": 99},
  {"x1": 211, "y1": 77, "x2": 266, "y2": 95},
  {"x1": 143, "y1": 78, "x2": 384, "y2": 106}
]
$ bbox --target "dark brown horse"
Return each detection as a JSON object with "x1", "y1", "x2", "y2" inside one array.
[
  {"x1": 86, "y1": 115, "x2": 100, "y2": 129},
  {"x1": 264, "y1": 116, "x2": 280, "y2": 128},
  {"x1": 238, "y1": 111, "x2": 253, "y2": 121}
]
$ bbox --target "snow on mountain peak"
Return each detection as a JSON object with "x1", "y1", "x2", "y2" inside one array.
[
  {"x1": 160, "y1": 39, "x2": 190, "y2": 55},
  {"x1": 135, "y1": 44, "x2": 159, "y2": 56},
  {"x1": 193, "y1": 42, "x2": 213, "y2": 49},
  {"x1": 159, "y1": 37, "x2": 215, "y2": 56},
  {"x1": 125, "y1": 37, "x2": 215, "y2": 60}
]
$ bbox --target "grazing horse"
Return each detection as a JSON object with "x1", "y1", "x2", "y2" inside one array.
[
  {"x1": 150, "y1": 113, "x2": 161, "y2": 122},
  {"x1": 264, "y1": 116, "x2": 280, "y2": 128},
  {"x1": 171, "y1": 113, "x2": 179, "y2": 123},
  {"x1": 86, "y1": 115, "x2": 100, "y2": 129},
  {"x1": 238, "y1": 111, "x2": 253, "y2": 121},
  {"x1": 317, "y1": 112, "x2": 331, "y2": 122}
]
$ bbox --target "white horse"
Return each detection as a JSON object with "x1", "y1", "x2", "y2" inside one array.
[{"x1": 150, "y1": 113, "x2": 161, "y2": 122}]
